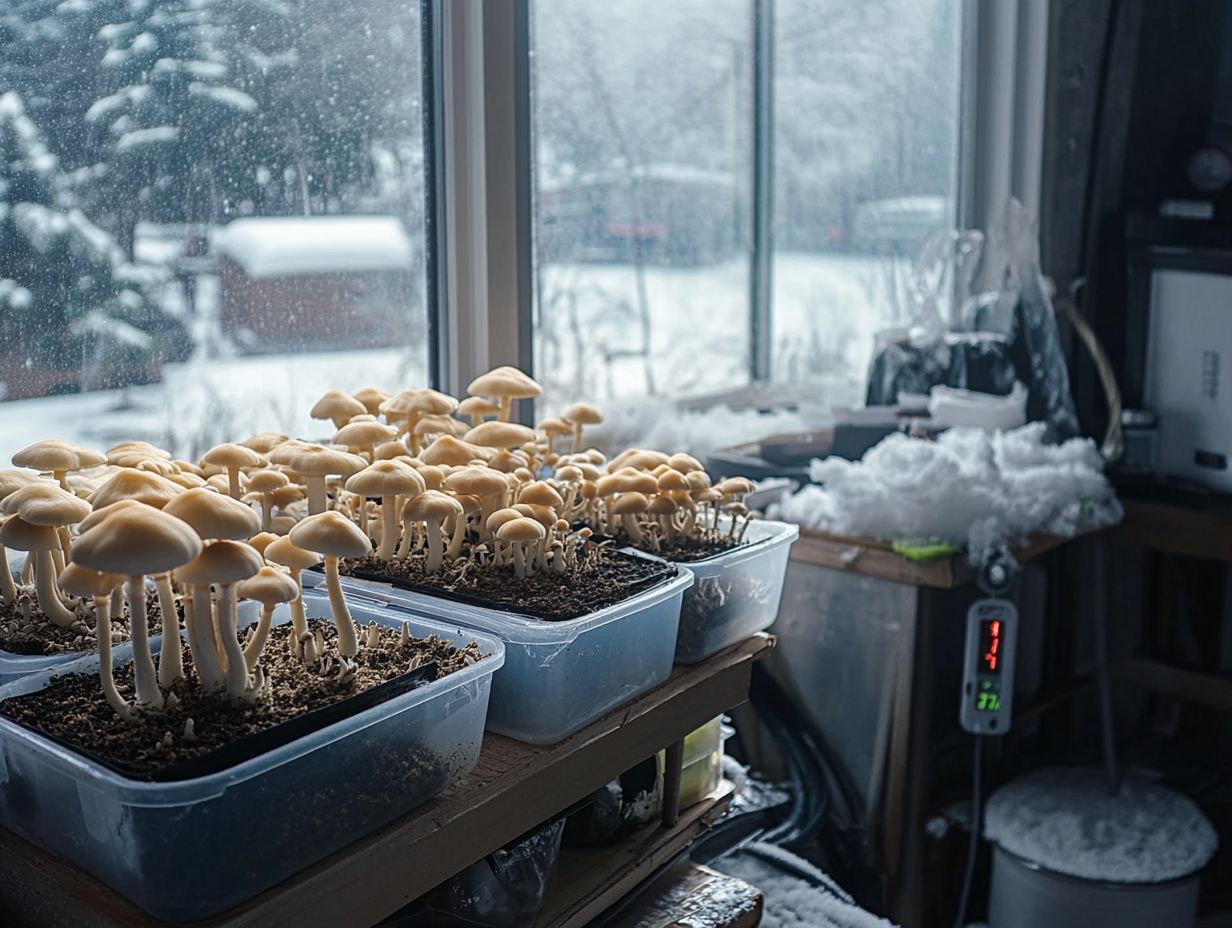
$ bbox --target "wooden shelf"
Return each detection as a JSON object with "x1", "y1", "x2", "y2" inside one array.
[
  {"x1": 1103, "y1": 498, "x2": 1232, "y2": 563},
  {"x1": 789, "y1": 527, "x2": 1068, "y2": 589},
  {"x1": 532, "y1": 782, "x2": 735, "y2": 928},
  {"x1": 0, "y1": 634, "x2": 773, "y2": 928}
]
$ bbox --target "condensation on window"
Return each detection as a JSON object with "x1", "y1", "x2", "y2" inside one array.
[{"x1": 0, "y1": 0, "x2": 429, "y2": 459}]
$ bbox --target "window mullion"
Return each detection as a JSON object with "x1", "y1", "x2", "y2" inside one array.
[{"x1": 749, "y1": 0, "x2": 775, "y2": 384}]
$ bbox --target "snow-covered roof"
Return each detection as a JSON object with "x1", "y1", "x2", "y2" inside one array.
[{"x1": 211, "y1": 216, "x2": 415, "y2": 279}]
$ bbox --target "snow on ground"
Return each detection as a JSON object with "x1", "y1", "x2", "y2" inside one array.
[
  {"x1": 0, "y1": 251, "x2": 929, "y2": 462},
  {"x1": 769, "y1": 422, "x2": 1123, "y2": 563},
  {"x1": 717, "y1": 850, "x2": 897, "y2": 928},
  {"x1": 984, "y1": 768, "x2": 1218, "y2": 884},
  {"x1": 0, "y1": 347, "x2": 426, "y2": 461}
]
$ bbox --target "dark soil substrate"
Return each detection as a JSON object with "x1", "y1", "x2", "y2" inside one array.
[
  {"x1": 676, "y1": 574, "x2": 775, "y2": 656},
  {"x1": 0, "y1": 621, "x2": 483, "y2": 781},
  {"x1": 340, "y1": 549, "x2": 677, "y2": 622},
  {"x1": 0, "y1": 588, "x2": 175, "y2": 657},
  {"x1": 638, "y1": 534, "x2": 746, "y2": 563}
]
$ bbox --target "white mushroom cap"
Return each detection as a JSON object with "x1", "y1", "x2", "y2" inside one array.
[
  {"x1": 464, "y1": 421, "x2": 537, "y2": 450},
  {"x1": 467, "y1": 366, "x2": 542, "y2": 401},
  {"x1": 0, "y1": 516, "x2": 60, "y2": 552},
  {"x1": 289, "y1": 510, "x2": 372, "y2": 559},
  {"x1": 1, "y1": 482, "x2": 92, "y2": 526},
  {"x1": 345, "y1": 460, "x2": 425, "y2": 498},
  {"x1": 236, "y1": 565, "x2": 299, "y2": 606},
  {"x1": 200, "y1": 442, "x2": 265, "y2": 472},
  {"x1": 177, "y1": 540, "x2": 263, "y2": 586},
  {"x1": 13, "y1": 440, "x2": 105, "y2": 473},
  {"x1": 496, "y1": 516, "x2": 546, "y2": 543},
  {"x1": 58, "y1": 562, "x2": 123, "y2": 599},
  {"x1": 264, "y1": 534, "x2": 320, "y2": 570},
  {"x1": 310, "y1": 389, "x2": 367, "y2": 424},
  {"x1": 163, "y1": 487, "x2": 262, "y2": 541},
  {"x1": 72, "y1": 505, "x2": 203, "y2": 576},
  {"x1": 89, "y1": 469, "x2": 184, "y2": 510},
  {"x1": 402, "y1": 489, "x2": 463, "y2": 522}
]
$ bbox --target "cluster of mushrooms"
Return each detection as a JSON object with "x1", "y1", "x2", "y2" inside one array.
[{"x1": 0, "y1": 365, "x2": 755, "y2": 724}]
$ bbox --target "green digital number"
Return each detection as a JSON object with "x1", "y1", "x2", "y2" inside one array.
[{"x1": 976, "y1": 692, "x2": 1001, "y2": 712}]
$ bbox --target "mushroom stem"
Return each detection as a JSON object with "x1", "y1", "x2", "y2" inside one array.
[
  {"x1": 187, "y1": 584, "x2": 226, "y2": 691},
  {"x1": 424, "y1": 520, "x2": 444, "y2": 573},
  {"x1": 110, "y1": 584, "x2": 124, "y2": 618},
  {"x1": 305, "y1": 474, "x2": 328, "y2": 516},
  {"x1": 446, "y1": 512, "x2": 468, "y2": 560},
  {"x1": 288, "y1": 567, "x2": 308, "y2": 657},
  {"x1": 53, "y1": 469, "x2": 70, "y2": 492},
  {"x1": 92, "y1": 595, "x2": 132, "y2": 721},
  {"x1": 260, "y1": 495, "x2": 273, "y2": 533},
  {"x1": 243, "y1": 605, "x2": 275, "y2": 673},
  {"x1": 51, "y1": 545, "x2": 66, "y2": 577},
  {"x1": 396, "y1": 518, "x2": 415, "y2": 559},
  {"x1": 512, "y1": 541, "x2": 527, "y2": 578},
  {"x1": 216, "y1": 583, "x2": 249, "y2": 698},
  {"x1": 225, "y1": 467, "x2": 242, "y2": 500},
  {"x1": 498, "y1": 396, "x2": 513, "y2": 422},
  {"x1": 324, "y1": 555, "x2": 359, "y2": 657},
  {"x1": 56, "y1": 526, "x2": 72, "y2": 565},
  {"x1": 127, "y1": 575, "x2": 164, "y2": 708},
  {"x1": 0, "y1": 545, "x2": 15, "y2": 605},
  {"x1": 620, "y1": 513, "x2": 645, "y2": 546},
  {"x1": 377, "y1": 494, "x2": 399, "y2": 561},
  {"x1": 34, "y1": 549, "x2": 77, "y2": 627},
  {"x1": 154, "y1": 574, "x2": 184, "y2": 687},
  {"x1": 21, "y1": 554, "x2": 33, "y2": 585},
  {"x1": 571, "y1": 423, "x2": 583, "y2": 454}
]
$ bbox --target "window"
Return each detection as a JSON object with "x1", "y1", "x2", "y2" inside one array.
[
  {"x1": 771, "y1": 0, "x2": 963, "y2": 407},
  {"x1": 529, "y1": 0, "x2": 965, "y2": 454},
  {"x1": 0, "y1": 0, "x2": 431, "y2": 458},
  {"x1": 530, "y1": 0, "x2": 754, "y2": 415}
]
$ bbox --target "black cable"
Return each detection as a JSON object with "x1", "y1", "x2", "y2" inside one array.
[{"x1": 953, "y1": 737, "x2": 984, "y2": 928}]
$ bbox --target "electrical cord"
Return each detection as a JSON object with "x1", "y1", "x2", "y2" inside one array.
[{"x1": 953, "y1": 737, "x2": 984, "y2": 928}]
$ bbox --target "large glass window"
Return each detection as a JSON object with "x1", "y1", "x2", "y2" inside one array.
[
  {"x1": 531, "y1": 0, "x2": 754, "y2": 419},
  {"x1": 0, "y1": 0, "x2": 430, "y2": 459},
  {"x1": 530, "y1": 0, "x2": 964, "y2": 455},
  {"x1": 771, "y1": 0, "x2": 963, "y2": 407}
]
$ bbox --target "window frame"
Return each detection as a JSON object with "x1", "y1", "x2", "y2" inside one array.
[{"x1": 435, "y1": 0, "x2": 1049, "y2": 401}]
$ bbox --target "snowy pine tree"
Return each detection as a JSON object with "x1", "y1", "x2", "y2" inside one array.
[{"x1": 0, "y1": 91, "x2": 173, "y2": 396}]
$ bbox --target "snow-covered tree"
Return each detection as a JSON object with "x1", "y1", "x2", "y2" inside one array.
[{"x1": 0, "y1": 91, "x2": 172, "y2": 394}]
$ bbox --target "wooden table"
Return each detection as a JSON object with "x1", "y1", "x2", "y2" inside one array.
[{"x1": 0, "y1": 634, "x2": 773, "y2": 928}]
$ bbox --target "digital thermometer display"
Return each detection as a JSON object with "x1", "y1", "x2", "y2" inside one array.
[{"x1": 960, "y1": 599, "x2": 1017, "y2": 734}]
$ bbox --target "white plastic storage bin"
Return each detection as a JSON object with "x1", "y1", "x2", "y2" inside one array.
[
  {"x1": 0, "y1": 590, "x2": 504, "y2": 922},
  {"x1": 340, "y1": 569, "x2": 693, "y2": 744},
  {"x1": 669, "y1": 519, "x2": 798, "y2": 664}
]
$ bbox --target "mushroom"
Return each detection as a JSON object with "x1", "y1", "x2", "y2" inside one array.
[
  {"x1": 72, "y1": 505, "x2": 203, "y2": 709},
  {"x1": 535, "y1": 418, "x2": 573, "y2": 456},
  {"x1": 380, "y1": 389, "x2": 459, "y2": 452},
  {"x1": 0, "y1": 517, "x2": 77, "y2": 627},
  {"x1": 245, "y1": 468, "x2": 290, "y2": 532},
  {"x1": 446, "y1": 493, "x2": 483, "y2": 559},
  {"x1": 287, "y1": 444, "x2": 367, "y2": 516},
  {"x1": 610, "y1": 492, "x2": 651, "y2": 545},
  {"x1": 352, "y1": 386, "x2": 391, "y2": 417},
  {"x1": 467, "y1": 366, "x2": 542, "y2": 422},
  {"x1": 13, "y1": 440, "x2": 106, "y2": 491},
  {"x1": 346, "y1": 460, "x2": 425, "y2": 561},
  {"x1": 444, "y1": 466, "x2": 510, "y2": 541},
  {"x1": 419, "y1": 434, "x2": 492, "y2": 467},
  {"x1": 496, "y1": 517, "x2": 545, "y2": 578},
  {"x1": 88, "y1": 468, "x2": 183, "y2": 511},
  {"x1": 456, "y1": 395, "x2": 500, "y2": 427},
  {"x1": 289, "y1": 511, "x2": 372, "y2": 658},
  {"x1": 402, "y1": 491, "x2": 463, "y2": 573},
  {"x1": 248, "y1": 531, "x2": 278, "y2": 556},
  {"x1": 561, "y1": 403, "x2": 604, "y2": 453},
  {"x1": 200, "y1": 443, "x2": 266, "y2": 500},
  {"x1": 237, "y1": 566, "x2": 299, "y2": 672},
  {"x1": 106, "y1": 440, "x2": 170, "y2": 463},
  {"x1": 264, "y1": 534, "x2": 319, "y2": 658},
  {"x1": 334, "y1": 418, "x2": 399, "y2": 462},
  {"x1": 310, "y1": 389, "x2": 368, "y2": 431},
  {"x1": 163, "y1": 487, "x2": 262, "y2": 690},
  {"x1": 177, "y1": 541, "x2": 263, "y2": 699},
  {"x1": 58, "y1": 564, "x2": 131, "y2": 720},
  {"x1": 464, "y1": 421, "x2": 537, "y2": 454},
  {"x1": 2, "y1": 480, "x2": 91, "y2": 567},
  {"x1": 239, "y1": 432, "x2": 290, "y2": 454}
]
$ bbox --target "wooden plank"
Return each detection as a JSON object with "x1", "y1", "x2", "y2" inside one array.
[
  {"x1": 789, "y1": 528, "x2": 1067, "y2": 589},
  {"x1": 1116, "y1": 657, "x2": 1232, "y2": 713},
  {"x1": 534, "y1": 783, "x2": 735, "y2": 928},
  {"x1": 602, "y1": 861, "x2": 763, "y2": 928},
  {"x1": 1103, "y1": 499, "x2": 1232, "y2": 564},
  {"x1": 0, "y1": 635, "x2": 773, "y2": 928}
]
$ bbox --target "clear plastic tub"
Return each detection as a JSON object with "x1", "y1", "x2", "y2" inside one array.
[
  {"x1": 667, "y1": 519, "x2": 799, "y2": 664},
  {"x1": 337, "y1": 570, "x2": 694, "y2": 744},
  {"x1": 661, "y1": 716, "x2": 732, "y2": 807},
  {"x1": 0, "y1": 589, "x2": 504, "y2": 922},
  {"x1": 0, "y1": 555, "x2": 200, "y2": 686}
]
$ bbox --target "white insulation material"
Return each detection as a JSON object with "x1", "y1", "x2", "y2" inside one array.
[
  {"x1": 718, "y1": 852, "x2": 897, "y2": 928},
  {"x1": 769, "y1": 423, "x2": 1123, "y2": 564},
  {"x1": 984, "y1": 768, "x2": 1218, "y2": 884}
]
